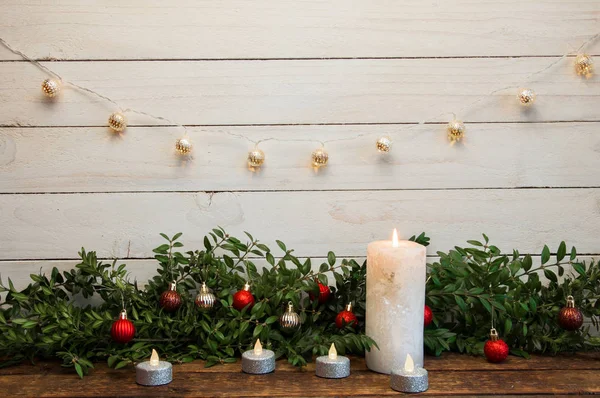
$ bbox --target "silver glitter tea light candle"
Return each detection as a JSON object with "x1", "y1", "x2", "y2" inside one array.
[
  {"x1": 136, "y1": 349, "x2": 173, "y2": 386},
  {"x1": 390, "y1": 354, "x2": 428, "y2": 393},
  {"x1": 316, "y1": 343, "x2": 350, "y2": 379},
  {"x1": 242, "y1": 339, "x2": 275, "y2": 374}
]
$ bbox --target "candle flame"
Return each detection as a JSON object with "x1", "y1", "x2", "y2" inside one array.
[
  {"x1": 254, "y1": 339, "x2": 263, "y2": 355},
  {"x1": 150, "y1": 349, "x2": 159, "y2": 366},
  {"x1": 392, "y1": 228, "x2": 399, "y2": 248},
  {"x1": 404, "y1": 353, "x2": 415, "y2": 373},
  {"x1": 328, "y1": 343, "x2": 337, "y2": 360}
]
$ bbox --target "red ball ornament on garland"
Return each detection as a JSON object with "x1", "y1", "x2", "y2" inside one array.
[
  {"x1": 335, "y1": 303, "x2": 358, "y2": 329},
  {"x1": 484, "y1": 328, "x2": 509, "y2": 363},
  {"x1": 424, "y1": 304, "x2": 433, "y2": 327},
  {"x1": 558, "y1": 295, "x2": 584, "y2": 331},
  {"x1": 309, "y1": 281, "x2": 331, "y2": 304},
  {"x1": 233, "y1": 283, "x2": 255, "y2": 311},
  {"x1": 159, "y1": 281, "x2": 182, "y2": 312},
  {"x1": 111, "y1": 310, "x2": 136, "y2": 344}
]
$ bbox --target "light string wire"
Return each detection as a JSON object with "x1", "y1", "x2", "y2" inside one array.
[{"x1": 0, "y1": 33, "x2": 598, "y2": 151}]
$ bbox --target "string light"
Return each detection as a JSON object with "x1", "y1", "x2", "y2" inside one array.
[
  {"x1": 311, "y1": 147, "x2": 329, "y2": 168},
  {"x1": 247, "y1": 148, "x2": 265, "y2": 168},
  {"x1": 41, "y1": 78, "x2": 60, "y2": 98},
  {"x1": 575, "y1": 54, "x2": 593, "y2": 77},
  {"x1": 108, "y1": 112, "x2": 127, "y2": 132},
  {"x1": 517, "y1": 88, "x2": 536, "y2": 106},
  {"x1": 447, "y1": 120, "x2": 465, "y2": 143},
  {"x1": 376, "y1": 136, "x2": 392, "y2": 153},
  {"x1": 175, "y1": 138, "x2": 192, "y2": 155}
]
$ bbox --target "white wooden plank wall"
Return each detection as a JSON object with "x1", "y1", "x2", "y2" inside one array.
[{"x1": 0, "y1": 1, "x2": 599, "y2": 284}]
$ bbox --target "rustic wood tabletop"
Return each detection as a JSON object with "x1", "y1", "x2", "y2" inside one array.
[{"x1": 1, "y1": 352, "x2": 599, "y2": 397}]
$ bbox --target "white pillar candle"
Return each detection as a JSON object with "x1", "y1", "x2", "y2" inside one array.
[{"x1": 365, "y1": 229, "x2": 427, "y2": 374}]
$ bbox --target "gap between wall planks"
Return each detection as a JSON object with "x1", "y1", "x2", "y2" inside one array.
[
  {"x1": 1, "y1": 189, "x2": 600, "y2": 260},
  {"x1": 1, "y1": 123, "x2": 600, "y2": 193},
  {"x1": 0, "y1": 58, "x2": 598, "y2": 127},
  {"x1": 0, "y1": 0, "x2": 598, "y2": 60}
]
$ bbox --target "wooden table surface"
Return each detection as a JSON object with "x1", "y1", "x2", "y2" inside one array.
[{"x1": 1, "y1": 352, "x2": 599, "y2": 397}]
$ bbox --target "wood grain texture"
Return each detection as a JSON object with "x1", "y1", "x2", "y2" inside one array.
[
  {"x1": 1, "y1": 189, "x2": 599, "y2": 260},
  {"x1": 2, "y1": 122, "x2": 600, "y2": 193},
  {"x1": 0, "y1": 0, "x2": 598, "y2": 60},
  {"x1": 0, "y1": 58, "x2": 598, "y2": 127},
  {"x1": 1, "y1": 355, "x2": 599, "y2": 397}
]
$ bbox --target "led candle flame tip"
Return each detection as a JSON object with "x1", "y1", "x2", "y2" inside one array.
[
  {"x1": 254, "y1": 339, "x2": 263, "y2": 355},
  {"x1": 392, "y1": 228, "x2": 399, "y2": 248},
  {"x1": 404, "y1": 353, "x2": 415, "y2": 373},
  {"x1": 328, "y1": 343, "x2": 337, "y2": 360},
  {"x1": 150, "y1": 349, "x2": 159, "y2": 366}
]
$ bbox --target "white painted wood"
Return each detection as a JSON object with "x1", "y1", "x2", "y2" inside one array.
[
  {"x1": 1, "y1": 189, "x2": 599, "y2": 260},
  {"x1": 1, "y1": 58, "x2": 598, "y2": 127},
  {"x1": 0, "y1": 1, "x2": 598, "y2": 60},
  {"x1": 1, "y1": 122, "x2": 600, "y2": 193}
]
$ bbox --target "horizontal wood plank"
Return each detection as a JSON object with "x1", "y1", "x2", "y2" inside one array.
[
  {"x1": 1, "y1": 58, "x2": 598, "y2": 127},
  {"x1": 1, "y1": 189, "x2": 599, "y2": 260},
  {"x1": 2, "y1": 123, "x2": 600, "y2": 193},
  {"x1": 0, "y1": 1, "x2": 598, "y2": 60},
  {"x1": 1, "y1": 356, "x2": 600, "y2": 396}
]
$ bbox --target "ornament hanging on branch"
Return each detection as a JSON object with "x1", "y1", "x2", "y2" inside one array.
[
  {"x1": 309, "y1": 281, "x2": 331, "y2": 304},
  {"x1": 232, "y1": 283, "x2": 255, "y2": 311},
  {"x1": 574, "y1": 54, "x2": 593, "y2": 77},
  {"x1": 517, "y1": 88, "x2": 536, "y2": 106},
  {"x1": 111, "y1": 310, "x2": 136, "y2": 344},
  {"x1": 279, "y1": 301, "x2": 301, "y2": 331},
  {"x1": 159, "y1": 281, "x2": 182, "y2": 313},
  {"x1": 41, "y1": 78, "x2": 61, "y2": 98},
  {"x1": 195, "y1": 282, "x2": 216, "y2": 311},
  {"x1": 483, "y1": 328, "x2": 509, "y2": 363},
  {"x1": 558, "y1": 295, "x2": 584, "y2": 331},
  {"x1": 447, "y1": 119, "x2": 465, "y2": 143},
  {"x1": 175, "y1": 137, "x2": 192, "y2": 155},
  {"x1": 108, "y1": 112, "x2": 127, "y2": 133},
  {"x1": 335, "y1": 303, "x2": 358, "y2": 329},
  {"x1": 424, "y1": 305, "x2": 433, "y2": 327}
]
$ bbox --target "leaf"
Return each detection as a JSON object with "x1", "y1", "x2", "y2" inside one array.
[
  {"x1": 327, "y1": 252, "x2": 336, "y2": 266},
  {"x1": 173, "y1": 232, "x2": 183, "y2": 241},
  {"x1": 543, "y1": 269, "x2": 557, "y2": 283},
  {"x1": 541, "y1": 245, "x2": 550, "y2": 265},
  {"x1": 276, "y1": 240, "x2": 287, "y2": 252},
  {"x1": 570, "y1": 246, "x2": 577, "y2": 261},
  {"x1": 479, "y1": 298, "x2": 492, "y2": 313},
  {"x1": 74, "y1": 363, "x2": 84, "y2": 379},
  {"x1": 115, "y1": 361, "x2": 129, "y2": 370},
  {"x1": 572, "y1": 263, "x2": 586, "y2": 276},
  {"x1": 107, "y1": 356, "x2": 119, "y2": 368},
  {"x1": 556, "y1": 242, "x2": 566, "y2": 262}
]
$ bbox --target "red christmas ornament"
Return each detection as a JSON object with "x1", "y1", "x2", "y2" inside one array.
[
  {"x1": 424, "y1": 304, "x2": 433, "y2": 327},
  {"x1": 159, "y1": 281, "x2": 182, "y2": 312},
  {"x1": 335, "y1": 303, "x2": 358, "y2": 329},
  {"x1": 309, "y1": 281, "x2": 331, "y2": 304},
  {"x1": 233, "y1": 283, "x2": 255, "y2": 311},
  {"x1": 111, "y1": 310, "x2": 136, "y2": 344},
  {"x1": 484, "y1": 328, "x2": 509, "y2": 363},
  {"x1": 558, "y1": 295, "x2": 584, "y2": 331}
]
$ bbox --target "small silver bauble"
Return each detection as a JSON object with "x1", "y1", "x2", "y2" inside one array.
[
  {"x1": 517, "y1": 88, "x2": 536, "y2": 106},
  {"x1": 447, "y1": 119, "x2": 465, "y2": 142},
  {"x1": 279, "y1": 301, "x2": 301, "y2": 330},
  {"x1": 248, "y1": 148, "x2": 265, "y2": 168},
  {"x1": 575, "y1": 54, "x2": 593, "y2": 77},
  {"x1": 175, "y1": 138, "x2": 193, "y2": 155},
  {"x1": 311, "y1": 148, "x2": 329, "y2": 168},
  {"x1": 108, "y1": 112, "x2": 127, "y2": 132},
  {"x1": 376, "y1": 136, "x2": 392, "y2": 153},
  {"x1": 195, "y1": 282, "x2": 216, "y2": 310},
  {"x1": 41, "y1": 78, "x2": 61, "y2": 98}
]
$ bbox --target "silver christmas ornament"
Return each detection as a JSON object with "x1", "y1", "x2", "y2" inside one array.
[
  {"x1": 195, "y1": 282, "x2": 216, "y2": 310},
  {"x1": 279, "y1": 301, "x2": 301, "y2": 330}
]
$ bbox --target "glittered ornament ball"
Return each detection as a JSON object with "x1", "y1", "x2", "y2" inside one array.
[
  {"x1": 159, "y1": 282, "x2": 182, "y2": 313},
  {"x1": 41, "y1": 78, "x2": 61, "y2": 98},
  {"x1": 248, "y1": 148, "x2": 265, "y2": 168},
  {"x1": 311, "y1": 147, "x2": 329, "y2": 168},
  {"x1": 376, "y1": 136, "x2": 392, "y2": 153},
  {"x1": 517, "y1": 88, "x2": 536, "y2": 106},
  {"x1": 175, "y1": 138, "x2": 192, "y2": 155},
  {"x1": 335, "y1": 303, "x2": 358, "y2": 329},
  {"x1": 309, "y1": 282, "x2": 331, "y2": 304},
  {"x1": 111, "y1": 310, "x2": 136, "y2": 344},
  {"x1": 233, "y1": 283, "x2": 255, "y2": 311},
  {"x1": 558, "y1": 295, "x2": 584, "y2": 331},
  {"x1": 108, "y1": 112, "x2": 127, "y2": 132},
  {"x1": 195, "y1": 282, "x2": 216, "y2": 311},
  {"x1": 483, "y1": 328, "x2": 509, "y2": 363},
  {"x1": 447, "y1": 119, "x2": 465, "y2": 142},
  {"x1": 279, "y1": 301, "x2": 301, "y2": 330},
  {"x1": 575, "y1": 54, "x2": 593, "y2": 77},
  {"x1": 424, "y1": 304, "x2": 433, "y2": 327}
]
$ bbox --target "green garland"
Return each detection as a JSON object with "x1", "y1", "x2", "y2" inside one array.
[{"x1": 0, "y1": 228, "x2": 598, "y2": 378}]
